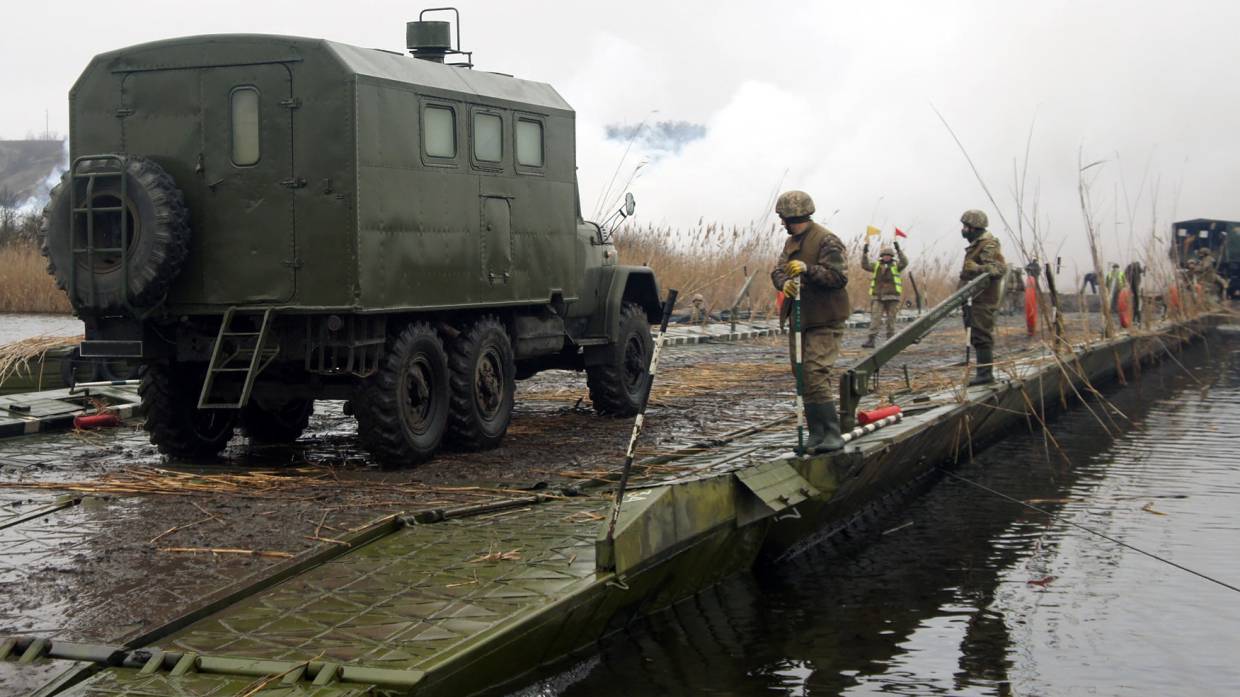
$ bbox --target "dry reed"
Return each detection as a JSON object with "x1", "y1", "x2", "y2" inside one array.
[{"x1": 0, "y1": 241, "x2": 70, "y2": 313}]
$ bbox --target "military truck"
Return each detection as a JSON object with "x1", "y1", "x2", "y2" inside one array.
[
  {"x1": 1171, "y1": 218, "x2": 1239, "y2": 298},
  {"x1": 41, "y1": 11, "x2": 661, "y2": 465}
]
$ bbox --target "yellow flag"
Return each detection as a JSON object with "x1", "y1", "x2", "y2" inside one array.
[{"x1": 866, "y1": 226, "x2": 881, "y2": 237}]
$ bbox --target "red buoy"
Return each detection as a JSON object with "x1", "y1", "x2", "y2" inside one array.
[
  {"x1": 1024, "y1": 284, "x2": 1038, "y2": 336},
  {"x1": 74, "y1": 412, "x2": 122, "y2": 430},
  {"x1": 1117, "y1": 288, "x2": 1133, "y2": 328},
  {"x1": 857, "y1": 405, "x2": 902, "y2": 425}
]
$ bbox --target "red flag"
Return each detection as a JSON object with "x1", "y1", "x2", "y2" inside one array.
[{"x1": 894, "y1": 227, "x2": 909, "y2": 238}]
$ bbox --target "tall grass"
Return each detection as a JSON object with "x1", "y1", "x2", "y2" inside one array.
[
  {"x1": 614, "y1": 222, "x2": 961, "y2": 315},
  {"x1": 0, "y1": 241, "x2": 70, "y2": 314}
]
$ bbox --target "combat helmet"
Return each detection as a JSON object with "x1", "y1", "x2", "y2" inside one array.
[
  {"x1": 775, "y1": 190, "x2": 815, "y2": 219},
  {"x1": 960, "y1": 209, "x2": 988, "y2": 229},
  {"x1": 879, "y1": 245, "x2": 895, "y2": 257}
]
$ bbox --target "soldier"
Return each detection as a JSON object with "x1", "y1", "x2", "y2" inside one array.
[
  {"x1": 1125, "y1": 260, "x2": 1144, "y2": 323},
  {"x1": 771, "y1": 190, "x2": 849, "y2": 453},
  {"x1": 1195, "y1": 248, "x2": 1227, "y2": 301},
  {"x1": 958, "y1": 209, "x2": 1006, "y2": 385},
  {"x1": 1105, "y1": 262, "x2": 1125, "y2": 313},
  {"x1": 1003, "y1": 265, "x2": 1025, "y2": 315},
  {"x1": 860, "y1": 241, "x2": 909, "y2": 348},
  {"x1": 1081, "y1": 272, "x2": 1099, "y2": 295},
  {"x1": 688, "y1": 293, "x2": 708, "y2": 324}
]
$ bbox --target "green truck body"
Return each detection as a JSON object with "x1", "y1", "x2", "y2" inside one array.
[{"x1": 43, "y1": 18, "x2": 659, "y2": 464}]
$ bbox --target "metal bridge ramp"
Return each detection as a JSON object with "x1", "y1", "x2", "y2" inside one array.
[{"x1": 55, "y1": 497, "x2": 605, "y2": 696}]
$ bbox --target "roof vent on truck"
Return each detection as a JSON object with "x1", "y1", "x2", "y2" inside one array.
[{"x1": 407, "y1": 7, "x2": 473, "y2": 68}]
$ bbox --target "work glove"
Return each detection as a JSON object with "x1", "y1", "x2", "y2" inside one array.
[
  {"x1": 785, "y1": 260, "x2": 807, "y2": 277},
  {"x1": 782, "y1": 279, "x2": 799, "y2": 299},
  {"x1": 963, "y1": 260, "x2": 982, "y2": 275},
  {"x1": 894, "y1": 241, "x2": 901, "y2": 251},
  {"x1": 863, "y1": 242, "x2": 870, "y2": 254}
]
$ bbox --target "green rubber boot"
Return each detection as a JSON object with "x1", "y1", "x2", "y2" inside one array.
[
  {"x1": 969, "y1": 346, "x2": 995, "y2": 385},
  {"x1": 810, "y1": 401, "x2": 846, "y2": 453},
  {"x1": 801, "y1": 402, "x2": 828, "y2": 453}
]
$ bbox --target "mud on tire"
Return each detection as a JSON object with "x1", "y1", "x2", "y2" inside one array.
[
  {"x1": 140, "y1": 362, "x2": 237, "y2": 459},
  {"x1": 242, "y1": 398, "x2": 314, "y2": 444},
  {"x1": 446, "y1": 315, "x2": 515, "y2": 451},
  {"x1": 354, "y1": 322, "x2": 450, "y2": 466},
  {"x1": 586, "y1": 302, "x2": 653, "y2": 416},
  {"x1": 41, "y1": 156, "x2": 191, "y2": 311}
]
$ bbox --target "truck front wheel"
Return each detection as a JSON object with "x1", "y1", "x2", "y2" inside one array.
[
  {"x1": 446, "y1": 316, "x2": 515, "y2": 451},
  {"x1": 355, "y1": 322, "x2": 450, "y2": 466},
  {"x1": 140, "y1": 362, "x2": 237, "y2": 459},
  {"x1": 587, "y1": 302, "x2": 653, "y2": 416}
]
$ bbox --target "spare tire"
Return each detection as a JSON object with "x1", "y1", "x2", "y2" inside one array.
[{"x1": 41, "y1": 156, "x2": 191, "y2": 311}]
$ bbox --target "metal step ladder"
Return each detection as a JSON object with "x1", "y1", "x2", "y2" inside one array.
[{"x1": 198, "y1": 308, "x2": 278, "y2": 409}]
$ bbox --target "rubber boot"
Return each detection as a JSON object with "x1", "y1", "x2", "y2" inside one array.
[
  {"x1": 861, "y1": 334, "x2": 876, "y2": 349},
  {"x1": 969, "y1": 346, "x2": 995, "y2": 385},
  {"x1": 810, "y1": 401, "x2": 846, "y2": 453},
  {"x1": 800, "y1": 402, "x2": 828, "y2": 453}
]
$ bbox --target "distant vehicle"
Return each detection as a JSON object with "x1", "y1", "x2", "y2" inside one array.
[
  {"x1": 1171, "y1": 218, "x2": 1239, "y2": 298},
  {"x1": 40, "y1": 9, "x2": 660, "y2": 464}
]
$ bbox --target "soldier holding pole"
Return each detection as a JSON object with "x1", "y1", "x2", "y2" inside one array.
[
  {"x1": 771, "y1": 191, "x2": 850, "y2": 453},
  {"x1": 958, "y1": 209, "x2": 1006, "y2": 385}
]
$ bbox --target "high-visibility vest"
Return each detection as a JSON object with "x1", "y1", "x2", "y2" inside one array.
[
  {"x1": 1106, "y1": 269, "x2": 1126, "y2": 287},
  {"x1": 870, "y1": 263, "x2": 902, "y2": 296}
]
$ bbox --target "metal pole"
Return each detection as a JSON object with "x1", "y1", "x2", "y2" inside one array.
[
  {"x1": 792, "y1": 277, "x2": 806, "y2": 454},
  {"x1": 606, "y1": 288, "x2": 679, "y2": 544}
]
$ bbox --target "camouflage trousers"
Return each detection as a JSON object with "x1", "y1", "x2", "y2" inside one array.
[
  {"x1": 969, "y1": 304, "x2": 996, "y2": 350},
  {"x1": 788, "y1": 326, "x2": 842, "y2": 403},
  {"x1": 867, "y1": 299, "x2": 900, "y2": 339}
]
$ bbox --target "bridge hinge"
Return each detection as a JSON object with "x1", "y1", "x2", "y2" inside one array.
[{"x1": 279, "y1": 97, "x2": 302, "y2": 109}]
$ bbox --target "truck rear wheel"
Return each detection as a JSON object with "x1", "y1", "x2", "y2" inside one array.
[
  {"x1": 587, "y1": 302, "x2": 653, "y2": 416},
  {"x1": 242, "y1": 398, "x2": 314, "y2": 444},
  {"x1": 446, "y1": 316, "x2": 515, "y2": 450},
  {"x1": 355, "y1": 322, "x2": 450, "y2": 466},
  {"x1": 140, "y1": 362, "x2": 237, "y2": 459}
]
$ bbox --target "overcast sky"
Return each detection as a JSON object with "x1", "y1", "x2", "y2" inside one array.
[{"x1": 4, "y1": 0, "x2": 1236, "y2": 274}]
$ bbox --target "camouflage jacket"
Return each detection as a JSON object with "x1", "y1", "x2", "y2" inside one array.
[
  {"x1": 861, "y1": 246, "x2": 909, "y2": 300},
  {"x1": 772, "y1": 222, "x2": 850, "y2": 329},
  {"x1": 958, "y1": 231, "x2": 1006, "y2": 307}
]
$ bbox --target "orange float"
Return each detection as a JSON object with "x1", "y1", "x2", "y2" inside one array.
[
  {"x1": 1117, "y1": 288, "x2": 1132, "y2": 328},
  {"x1": 1024, "y1": 284, "x2": 1038, "y2": 335}
]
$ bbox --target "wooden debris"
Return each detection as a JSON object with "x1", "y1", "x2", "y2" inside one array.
[{"x1": 158, "y1": 546, "x2": 294, "y2": 559}]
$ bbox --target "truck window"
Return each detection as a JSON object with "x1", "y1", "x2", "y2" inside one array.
[
  {"x1": 424, "y1": 105, "x2": 456, "y2": 158},
  {"x1": 473, "y1": 112, "x2": 502, "y2": 162},
  {"x1": 230, "y1": 87, "x2": 260, "y2": 166},
  {"x1": 516, "y1": 118, "x2": 544, "y2": 167}
]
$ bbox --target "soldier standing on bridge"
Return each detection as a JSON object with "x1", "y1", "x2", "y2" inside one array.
[
  {"x1": 771, "y1": 190, "x2": 849, "y2": 453},
  {"x1": 959, "y1": 209, "x2": 1006, "y2": 385},
  {"x1": 1195, "y1": 248, "x2": 1227, "y2": 301},
  {"x1": 860, "y1": 241, "x2": 909, "y2": 348}
]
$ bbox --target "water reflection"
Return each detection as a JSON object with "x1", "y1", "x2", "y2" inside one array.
[{"x1": 539, "y1": 333, "x2": 1238, "y2": 697}]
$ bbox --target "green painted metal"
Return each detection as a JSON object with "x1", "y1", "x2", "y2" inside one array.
[{"x1": 839, "y1": 273, "x2": 990, "y2": 430}]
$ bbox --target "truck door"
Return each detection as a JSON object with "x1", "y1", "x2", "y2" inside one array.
[
  {"x1": 481, "y1": 195, "x2": 512, "y2": 287},
  {"x1": 199, "y1": 64, "x2": 297, "y2": 303}
]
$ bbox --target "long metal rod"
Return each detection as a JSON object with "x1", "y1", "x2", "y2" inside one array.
[
  {"x1": 606, "y1": 289, "x2": 679, "y2": 544},
  {"x1": 792, "y1": 278, "x2": 806, "y2": 454}
]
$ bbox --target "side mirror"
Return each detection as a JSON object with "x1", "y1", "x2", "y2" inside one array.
[{"x1": 623, "y1": 192, "x2": 636, "y2": 218}]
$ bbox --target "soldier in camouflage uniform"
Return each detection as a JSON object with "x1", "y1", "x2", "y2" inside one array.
[
  {"x1": 860, "y1": 241, "x2": 909, "y2": 348},
  {"x1": 958, "y1": 209, "x2": 1006, "y2": 385},
  {"x1": 771, "y1": 190, "x2": 849, "y2": 453},
  {"x1": 1195, "y1": 248, "x2": 1227, "y2": 301}
]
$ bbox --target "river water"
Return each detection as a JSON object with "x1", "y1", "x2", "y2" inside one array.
[{"x1": 528, "y1": 330, "x2": 1240, "y2": 697}]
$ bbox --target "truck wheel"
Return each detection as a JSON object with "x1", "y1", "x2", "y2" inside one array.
[
  {"x1": 242, "y1": 398, "x2": 314, "y2": 444},
  {"x1": 587, "y1": 302, "x2": 653, "y2": 416},
  {"x1": 355, "y1": 322, "x2": 450, "y2": 466},
  {"x1": 41, "y1": 157, "x2": 191, "y2": 311},
  {"x1": 140, "y1": 362, "x2": 237, "y2": 458},
  {"x1": 446, "y1": 316, "x2": 515, "y2": 450}
]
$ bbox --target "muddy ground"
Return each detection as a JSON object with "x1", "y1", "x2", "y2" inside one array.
[{"x1": 0, "y1": 313, "x2": 1109, "y2": 670}]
